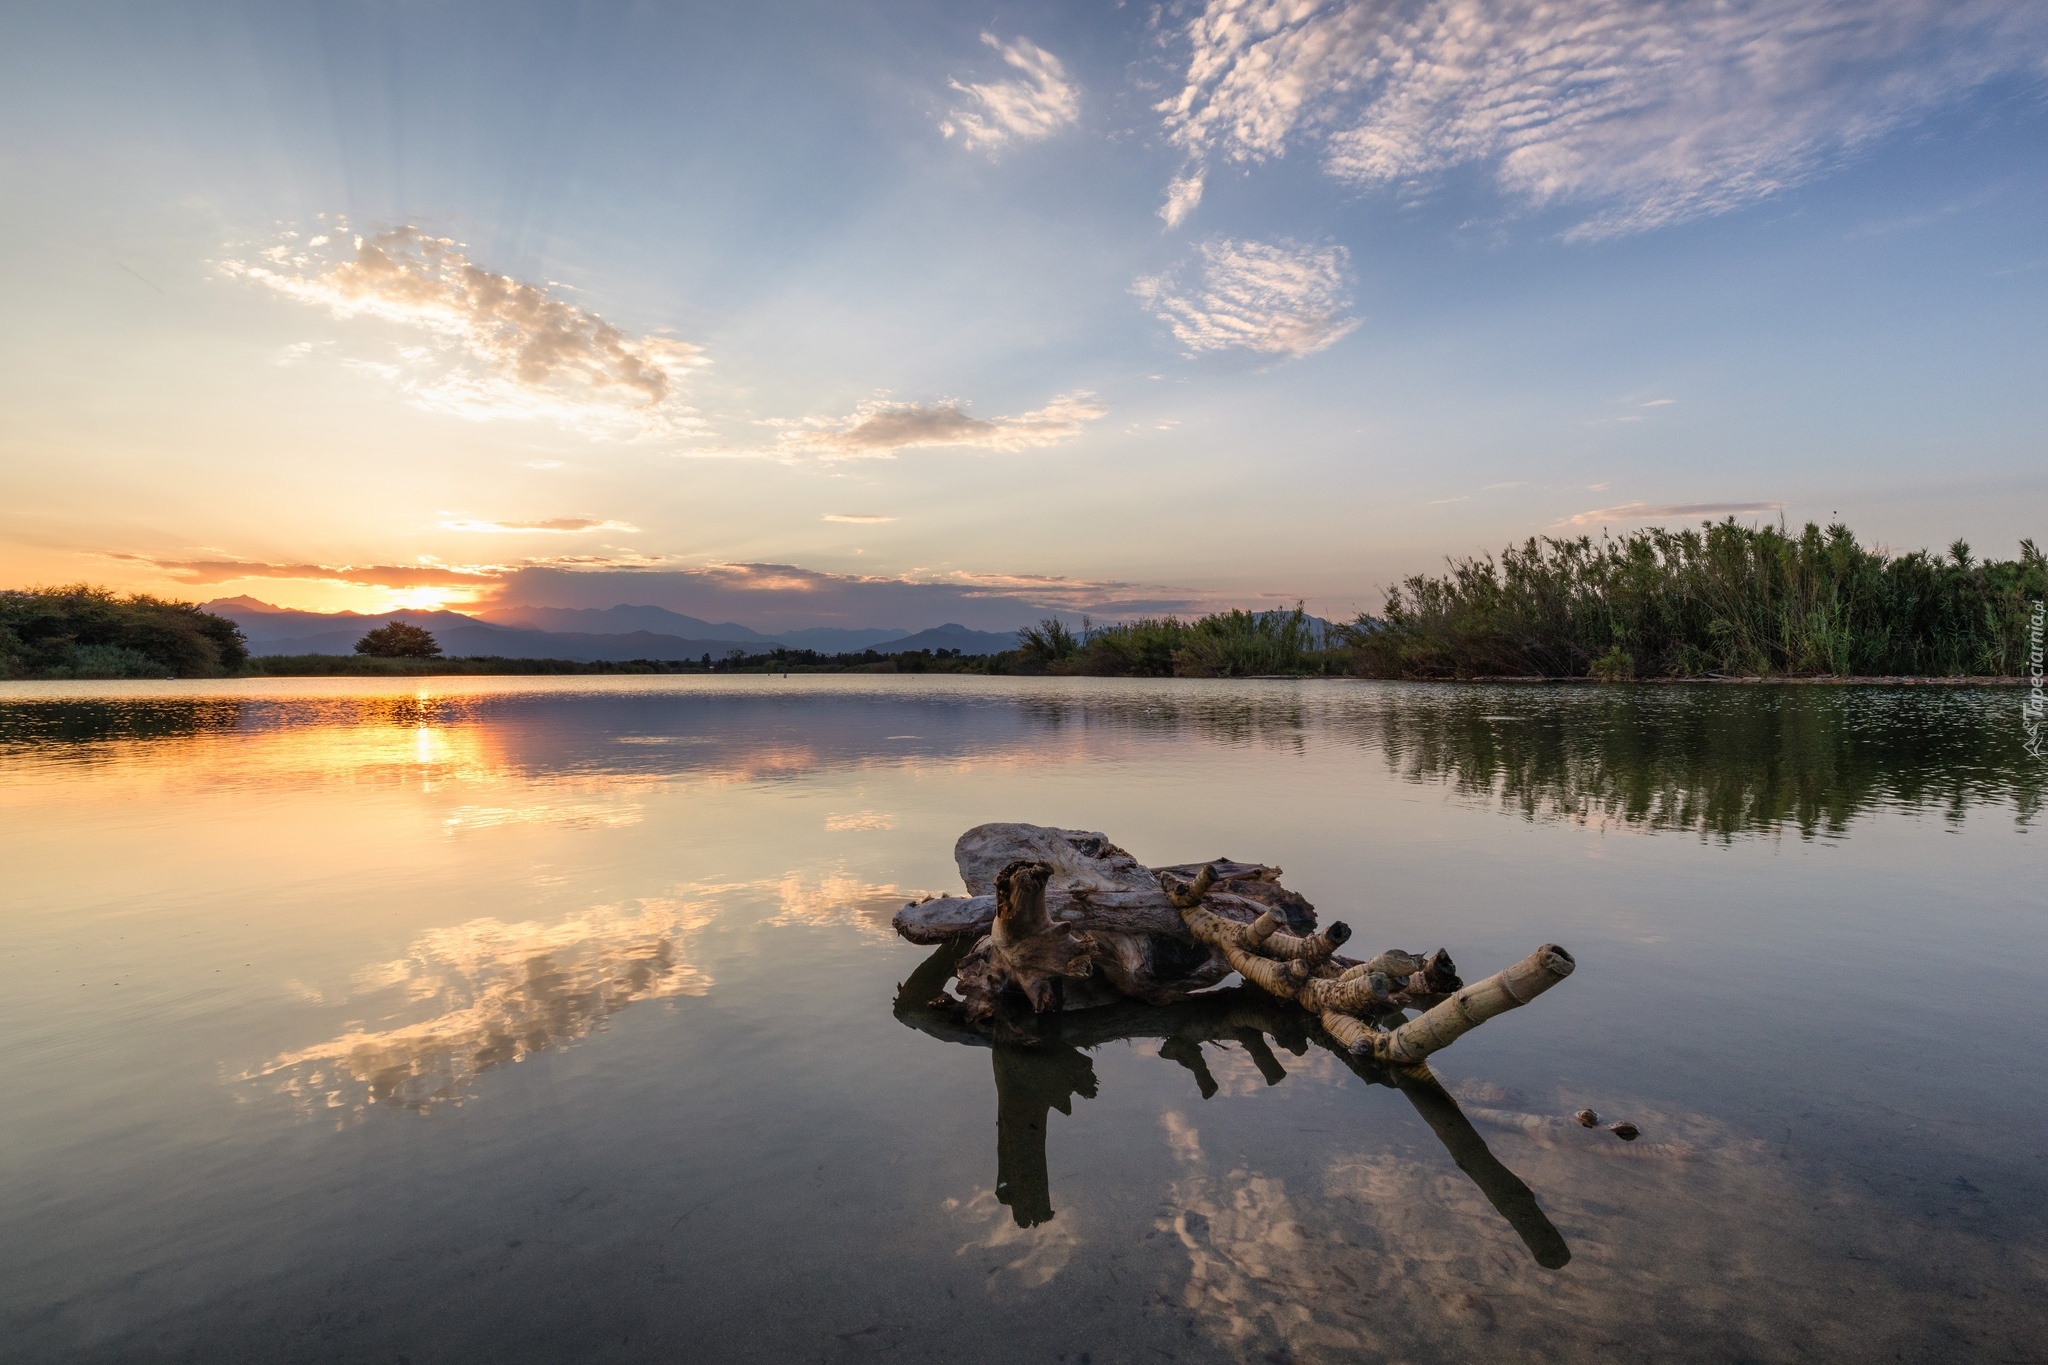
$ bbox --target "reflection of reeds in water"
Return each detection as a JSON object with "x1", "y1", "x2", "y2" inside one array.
[
  {"x1": 1372, "y1": 687, "x2": 2044, "y2": 838},
  {"x1": 252, "y1": 899, "x2": 714, "y2": 1116},
  {"x1": 1154, "y1": 1095, "x2": 2048, "y2": 1363}
]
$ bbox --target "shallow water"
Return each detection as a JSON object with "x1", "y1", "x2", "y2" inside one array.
[{"x1": 1, "y1": 676, "x2": 2042, "y2": 1363}]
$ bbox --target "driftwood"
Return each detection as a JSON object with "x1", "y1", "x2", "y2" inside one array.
[
  {"x1": 893, "y1": 823, "x2": 1573, "y2": 1066},
  {"x1": 893, "y1": 940, "x2": 1571, "y2": 1266}
]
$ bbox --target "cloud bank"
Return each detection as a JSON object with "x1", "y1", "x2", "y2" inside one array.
[
  {"x1": 487, "y1": 563, "x2": 1208, "y2": 632},
  {"x1": 108, "y1": 552, "x2": 1216, "y2": 630},
  {"x1": 941, "y1": 34, "x2": 1081, "y2": 152},
  {"x1": 1562, "y1": 500, "x2": 1784, "y2": 526},
  {"x1": 111, "y1": 554, "x2": 497, "y2": 590},
  {"x1": 1134, "y1": 239, "x2": 1358, "y2": 356},
  {"x1": 775, "y1": 393, "x2": 1106, "y2": 460},
  {"x1": 221, "y1": 226, "x2": 705, "y2": 435},
  {"x1": 1158, "y1": 0, "x2": 2048, "y2": 236}
]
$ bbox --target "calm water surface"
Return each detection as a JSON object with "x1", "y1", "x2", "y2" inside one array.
[{"x1": 1, "y1": 677, "x2": 2043, "y2": 1363}]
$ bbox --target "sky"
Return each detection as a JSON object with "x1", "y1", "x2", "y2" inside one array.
[{"x1": 1, "y1": 0, "x2": 2045, "y2": 630}]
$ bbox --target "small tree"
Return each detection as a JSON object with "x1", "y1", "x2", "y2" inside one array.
[
  {"x1": 355, "y1": 622, "x2": 442, "y2": 658},
  {"x1": 1018, "y1": 617, "x2": 1080, "y2": 665}
]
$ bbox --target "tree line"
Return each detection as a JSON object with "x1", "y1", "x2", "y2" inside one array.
[{"x1": 6, "y1": 522, "x2": 2041, "y2": 681}]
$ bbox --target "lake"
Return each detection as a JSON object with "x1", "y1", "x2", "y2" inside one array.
[{"x1": 2, "y1": 676, "x2": 2042, "y2": 1363}]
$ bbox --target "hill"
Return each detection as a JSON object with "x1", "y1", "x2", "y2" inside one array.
[{"x1": 201, "y1": 598, "x2": 1022, "y2": 660}]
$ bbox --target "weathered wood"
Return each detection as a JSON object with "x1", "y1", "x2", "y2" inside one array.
[
  {"x1": 1378, "y1": 944, "x2": 1576, "y2": 1064},
  {"x1": 896, "y1": 823, "x2": 1574, "y2": 1069},
  {"x1": 892, "y1": 824, "x2": 1316, "y2": 944},
  {"x1": 891, "y1": 944, "x2": 1572, "y2": 1262}
]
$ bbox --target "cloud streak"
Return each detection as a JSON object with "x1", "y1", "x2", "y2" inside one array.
[
  {"x1": 221, "y1": 226, "x2": 705, "y2": 435},
  {"x1": 822, "y1": 514, "x2": 897, "y2": 524},
  {"x1": 941, "y1": 34, "x2": 1081, "y2": 152},
  {"x1": 774, "y1": 394, "x2": 1106, "y2": 460},
  {"x1": 1134, "y1": 239, "x2": 1358, "y2": 357},
  {"x1": 109, "y1": 554, "x2": 497, "y2": 590},
  {"x1": 1562, "y1": 500, "x2": 1784, "y2": 526},
  {"x1": 437, "y1": 516, "x2": 640, "y2": 534},
  {"x1": 1158, "y1": 0, "x2": 2048, "y2": 236}
]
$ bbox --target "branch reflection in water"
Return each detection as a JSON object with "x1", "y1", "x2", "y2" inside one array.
[{"x1": 891, "y1": 940, "x2": 1571, "y2": 1267}]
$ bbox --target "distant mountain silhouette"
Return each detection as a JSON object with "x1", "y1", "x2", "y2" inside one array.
[
  {"x1": 203, "y1": 599, "x2": 1023, "y2": 659},
  {"x1": 868, "y1": 624, "x2": 1022, "y2": 655},
  {"x1": 482, "y1": 603, "x2": 912, "y2": 654}
]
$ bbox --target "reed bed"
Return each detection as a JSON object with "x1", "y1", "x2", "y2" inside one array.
[{"x1": 1346, "y1": 522, "x2": 2044, "y2": 680}]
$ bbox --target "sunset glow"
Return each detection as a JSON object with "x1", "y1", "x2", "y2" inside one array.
[{"x1": 2, "y1": 1, "x2": 2041, "y2": 628}]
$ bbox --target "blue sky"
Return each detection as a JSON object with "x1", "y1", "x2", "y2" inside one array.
[{"x1": 1, "y1": 0, "x2": 2044, "y2": 628}]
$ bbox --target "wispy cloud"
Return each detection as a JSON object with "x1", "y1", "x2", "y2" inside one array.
[
  {"x1": 822, "y1": 513, "x2": 897, "y2": 524},
  {"x1": 1159, "y1": 171, "x2": 1206, "y2": 228},
  {"x1": 1134, "y1": 239, "x2": 1358, "y2": 357},
  {"x1": 437, "y1": 516, "x2": 640, "y2": 534},
  {"x1": 1562, "y1": 500, "x2": 1783, "y2": 526},
  {"x1": 107, "y1": 554, "x2": 497, "y2": 590},
  {"x1": 940, "y1": 34, "x2": 1080, "y2": 152},
  {"x1": 1158, "y1": 0, "x2": 2048, "y2": 237},
  {"x1": 774, "y1": 394, "x2": 1106, "y2": 460},
  {"x1": 220, "y1": 226, "x2": 706, "y2": 436}
]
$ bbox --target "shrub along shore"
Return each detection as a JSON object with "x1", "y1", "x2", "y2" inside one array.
[{"x1": 4, "y1": 522, "x2": 2041, "y2": 682}]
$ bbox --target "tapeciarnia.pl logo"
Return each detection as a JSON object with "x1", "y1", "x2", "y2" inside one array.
[{"x1": 2025, "y1": 601, "x2": 2044, "y2": 759}]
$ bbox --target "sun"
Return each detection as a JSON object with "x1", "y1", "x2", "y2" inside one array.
[{"x1": 383, "y1": 586, "x2": 473, "y2": 613}]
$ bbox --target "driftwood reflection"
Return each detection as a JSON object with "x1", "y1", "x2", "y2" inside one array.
[{"x1": 893, "y1": 942, "x2": 1570, "y2": 1268}]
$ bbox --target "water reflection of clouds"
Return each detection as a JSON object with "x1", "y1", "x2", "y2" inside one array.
[
  {"x1": 944, "y1": 1189, "x2": 1080, "y2": 1290},
  {"x1": 251, "y1": 897, "x2": 714, "y2": 1117},
  {"x1": 443, "y1": 801, "x2": 644, "y2": 831},
  {"x1": 1152, "y1": 1092, "x2": 2048, "y2": 1363},
  {"x1": 823, "y1": 809, "x2": 896, "y2": 832},
  {"x1": 252, "y1": 869, "x2": 914, "y2": 1117},
  {"x1": 762, "y1": 870, "x2": 922, "y2": 941},
  {"x1": 12, "y1": 683, "x2": 2032, "y2": 837}
]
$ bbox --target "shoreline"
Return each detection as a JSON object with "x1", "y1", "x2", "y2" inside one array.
[{"x1": 238, "y1": 661, "x2": 2024, "y2": 685}]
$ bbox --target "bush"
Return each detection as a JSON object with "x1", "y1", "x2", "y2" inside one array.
[
  {"x1": 1061, "y1": 607, "x2": 1329, "y2": 677},
  {"x1": 1017, "y1": 618, "x2": 1081, "y2": 669},
  {"x1": 0, "y1": 586, "x2": 247, "y2": 679},
  {"x1": 355, "y1": 622, "x2": 442, "y2": 658},
  {"x1": 1344, "y1": 522, "x2": 2046, "y2": 679},
  {"x1": 1170, "y1": 608, "x2": 1321, "y2": 677}
]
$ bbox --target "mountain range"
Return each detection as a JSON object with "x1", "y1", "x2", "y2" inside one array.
[{"x1": 203, "y1": 598, "x2": 1023, "y2": 661}]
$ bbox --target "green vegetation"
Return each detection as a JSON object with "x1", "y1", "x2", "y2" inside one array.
[
  {"x1": 1014, "y1": 608, "x2": 1338, "y2": 677},
  {"x1": 7, "y1": 522, "x2": 2039, "y2": 684},
  {"x1": 0, "y1": 586, "x2": 248, "y2": 679},
  {"x1": 355, "y1": 621, "x2": 442, "y2": 657},
  {"x1": 1349, "y1": 521, "x2": 2046, "y2": 680}
]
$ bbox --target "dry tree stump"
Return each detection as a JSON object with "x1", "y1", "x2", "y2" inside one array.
[{"x1": 894, "y1": 822, "x2": 1574, "y2": 1066}]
